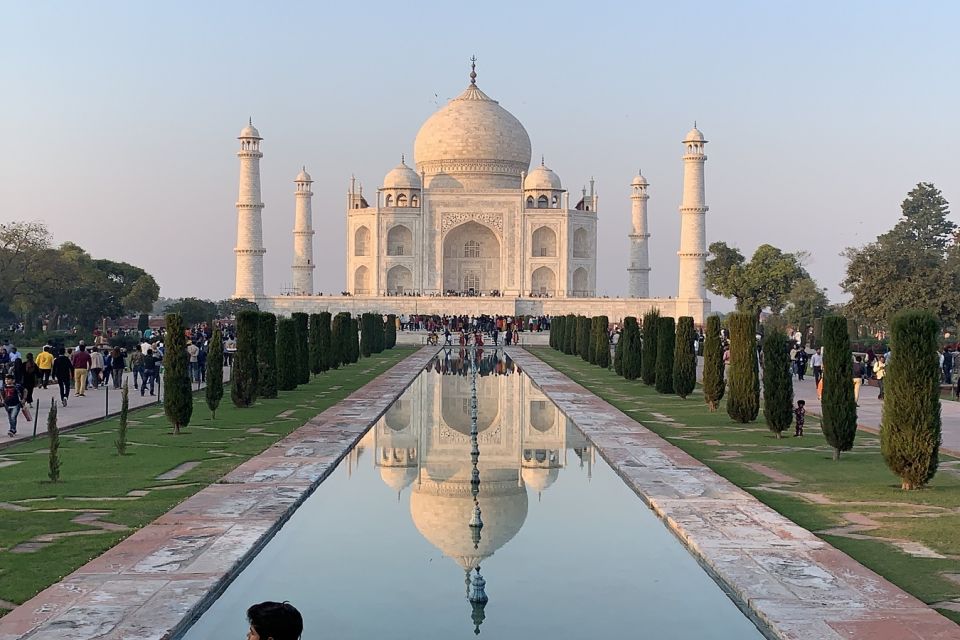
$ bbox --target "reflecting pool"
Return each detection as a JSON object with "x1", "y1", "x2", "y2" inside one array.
[{"x1": 182, "y1": 349, "x2": 763, "y2": 639}]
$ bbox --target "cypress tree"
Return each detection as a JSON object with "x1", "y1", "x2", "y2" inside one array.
[
  {"x1": 309, "y1": 313, "x2": 323, "y2": 375},
  {"x1": 163, "y1": 313, "x2": 193, "y2": 434},
  {"x1": 821, "y1": 315, "x2": 858, "y2": 460},
  {"x1": 762, "y1": 329, "x2": 793, "y2": 438},
  {"x1": 550, "y1": 315, "x2": 561, "y2": 349},
  {"x1": 564, "y1": 314, "x2": 576, "y2": 354},
  {"x1": 330, "y1": 312, "x2": 348, "y2": 369},
  {"x1": 613, "y1": 326, "x2": 625, "y2": 375},
  {"x1": 360, "y1": 313, "x2": 373, "y2": 358},
  {"x1": 621, "y1": 317, "x2": 643, "y2": 380},
  {"x1": 386, "y1": 314, "x2": 397, "y2": 349},
  {"x1": 206, "y1": 326, "x2": 224, "y2": 418},
  {"x1": 374, "y1": 315, "x2": 386, "y2": 353},
  {"x1": 673, "y1": 316, "x2": 697, "y2": 399},
  {"x1": 115, "y1": 381, "x2": 129, "y2": 455},
  {"x1": 641, "y1": 309, "x2": 660, "y2": 385},
  {"x1": 276, "y1": 318, "x2": 298, "y2": 391},
  {"x1": 702, "y1": 315, "x2": 725, "y2": 411},
  {"x1": 594, "y1": 316, "x2": 610, "y2": 368},
  {"x1": 231, "y1": 309, "x2": 259, "y2": 407},
  {"x1": 137, "y1": 313, "x2": 149, "y2": 333},
  {"x1": 257, "y1": 312, "x2": 278, "y2": 399},
  {"x1": 587, "y1": 317, "x2": 599, "y2": 364},
  {"x1": 577, "y1": 316, "x2": 591, "y2": 361},
  {"x1": 318, "y1": 311, "x2": 332, "y2": 372},
  {"x1": 726, "y1": 312, "x2": 760, "y2": 423},
  {"x1": 292, "y1": 312, "x2": 310, "y2": 384},
  {"x1": 349, "y1": 317, "x2": 361, "y2": 363},
  {"x1": 882, "y1": 310, "x2": 941, "y2": 489},
  {"x1": 47, "y1": 398, "x2": 60, "y2": 482},
  {"x1": 655, "y1": 317, "x2": 676, "y2": 394}
]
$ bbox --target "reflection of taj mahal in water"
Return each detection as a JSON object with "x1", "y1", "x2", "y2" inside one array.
[{"x1": 354, "y1": 349, "x2": 593, "y2": 630}]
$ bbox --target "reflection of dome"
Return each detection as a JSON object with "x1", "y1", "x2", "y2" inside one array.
[
  {"x1": 380, "y1": 466, "x2": 418, "y2": 492},
  {"x1": 413, "y1": 78, "x2": 531, "y2": 189},
  {"x1": 524, "y1": 162, "x2": 562, "y2": 190},
  {"x1": 411, "y1": 473, "x2": 528, "y2": 570},
  {"x1": 521, "y1": 467, "x2": 559, "y2": 492},
  {"x1": 383, "y1": 160, "x2": 421, "y2": 189},
  {"x1": 440, "y1": 376, "x2": 499, "y2": 434},
  {"x1": 384, "y1": 399, "x2": 412, "y2": 431}
]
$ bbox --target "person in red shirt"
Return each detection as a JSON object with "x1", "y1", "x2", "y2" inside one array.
[{"x1": 71, "y1": 345, "x2": 92, "y2": 397}]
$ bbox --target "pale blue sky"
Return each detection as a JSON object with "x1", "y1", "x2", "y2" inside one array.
[{"x1": 3, "y1": 1, "x2": 958, "y2": 305}]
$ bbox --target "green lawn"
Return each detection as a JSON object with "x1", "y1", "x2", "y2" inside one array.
[
  {"x1": 0, "y1": 347, "x2": 415, "y2": 609},
  {"x1": 529, "y1": 347, "x2": 960, "y2": 621}
]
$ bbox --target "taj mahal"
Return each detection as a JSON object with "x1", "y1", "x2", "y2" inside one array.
[{"x1": 235, "y1": 62, "x2": 711, "y2": 323}]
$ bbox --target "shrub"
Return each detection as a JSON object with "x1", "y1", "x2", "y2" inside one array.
[
  {"x1": 655, "y1": 317, "x2": 675, "y2": 394},
  {"x1": 205, "y1": 326, "x2": 224, "y2": 418},
  {"x1": 231, "y1": 309, "x2": 259, "y2": 407},
  {"x1": 276, "y1": 318, "x2": 298, "y2": 391},
  {"x1": 702, "y1": 315, "x2": 725, "y2": 411},
  {"x1": 292, "y1": 312, "x2": 310, "y2": 384},
  {"x1": 673, "y1": 316, "x2": 696, "y2": 399},
  {"x1": 257, "y1": 312, "x2": 278, "y2": 399},
  {"x1": 641, "y1": 309, "x2": 660, "y2": 385},
  {"x1": 762, "y1": 329, "x2": 793, "y2": 438},
  {"x1": 821, "y1": 316, "x2": 857, "y2": 460},
  {"x1": 594, "y1": 316, "x2": 610, "y2": 368},
  {"x1": 162, "y1": 313, "x2": 192, "y2": 434},
  {"x1": 621, "y1": 317, "x2": 642, "y2": 380},
  {"x1": 318, "y1": 311, "x2": 332, "y2": 372},
  {"x1": 882, "y1": 310, "x2": 941, "y2": 489},
  {"x1": 726, "y1": 312, "x2": 759, "y2": 423}
]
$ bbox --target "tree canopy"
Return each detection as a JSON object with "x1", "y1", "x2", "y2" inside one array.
[
  {"x1": 705, "y1": 242, "x2": 809, "y2": 320},
  {"x1": 843, "y1": 183, "x2": 957, "y2": 329}
]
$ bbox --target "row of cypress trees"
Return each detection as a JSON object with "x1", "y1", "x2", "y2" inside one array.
[{"x1": 550, "y1": 314, "x2": 613, "y2": 369}]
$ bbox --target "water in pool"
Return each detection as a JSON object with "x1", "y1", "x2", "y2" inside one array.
[{"x1": 182, "y1": 349, "x2": 764, "y2": 639}]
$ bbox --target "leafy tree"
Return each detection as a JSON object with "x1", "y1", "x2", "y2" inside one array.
[
  {"x1": 882, "y1": 310, "x2": 941, "y2": 489},
  {"x1": 257, "y1": 312, "x2": 278, "y2": 399},
  {"x1": 702, "y1": 315, "x2": 725, "y2": 411},
  {"x1": 47, "y1": 399, "x2": 61, "y2": 482},
  {"x1": 276, "y1": 318, "x2": 298, "y2": 391},
  {"x1": 385, "y1": 314, "x2": 397, "y2": 349},
  {"x1": 115, "y1": 382, "x2": 129, "y2": 455},
  {"x1": 820, "y1": 316, "x2": 858, "y2": 459},
  {"x1": 673, "y1": 316, "x2": 696, "y2": 399},
  {"x1": 843, "y1": 183, "x2": 956, "y2": 329},
  {"x1": 163, "y1": 313, "x2": 193, "y2": 434},
  {"x1": 292, "y1": 312, "x2": 310, "y2": 383},
  {"x1": 205, "y1": 326, "x2": 224, "y2": 418},
  {"x1": 216, "y1": 297, "x2": 259, "y2": 319},
  {"x1": 705, "y1": 242, "x2": 807, "y2": 320},
  {"x1": 563, "y1": 314, "x2": 577, "y2": 355},
  {"x1": 726, "y1": 312, "x2": 760, "y2": 423},
  {"x1": 309, "y1": 313, "x2": 323, "y2": 374},
  {"x1": 640, "y1": 309, "x2": 660, "y2": 385},
  {"x1": 165, "y1": 298, "x2": 218, "y2": 326},
  {"x1": 593, "y1": 316, "x2": 610, "y2": 368},
  {"x1": 621, "y1": 317, "x2": 642, "y2": 380},
  {"x1": 783, "y1": 277, "x2": 829, "y2": 335},
  {"x1": 231, "y1": 310, "x2": 259, "y2": 407},
  {"x1": 761, "y1": 329, "x2": 793, "y2": 438},
  {"x1": 318, "y1": 311, "x2": 332, "y2": 372},
  {"x1": 655, "y1": 317, "x2": 675, "y2": 394},
  {"x1": 360, "y1": 313, "x2": 373, "y2": 358}
]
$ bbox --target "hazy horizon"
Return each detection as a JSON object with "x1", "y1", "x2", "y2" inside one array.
[{"x1": 4, "y1": 1, "x2": 958, "y2": 311}]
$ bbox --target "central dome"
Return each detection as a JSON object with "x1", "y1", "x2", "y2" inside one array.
[{"x1": 414, "y1": 81, "x2": 532, "y2": 189}]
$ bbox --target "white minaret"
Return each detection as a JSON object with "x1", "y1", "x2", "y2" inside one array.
[
  {"x1": 677, "y1": 124, "x2": 708, "y2": 303},
  {"x1": 627, "y1": 171, "x2": 651, "y2": 297},
  {"x1": 234, "y1": 119, "x2": 266, "y2": 299},
  {"x1": 292, "y1": 167, "x2": 315, "y2": 295}
]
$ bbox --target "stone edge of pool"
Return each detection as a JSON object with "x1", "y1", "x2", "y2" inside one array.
[
  {"x1": 506, "y1": 347, "x2": 960, "y2": 640},
  {"x1": 0, "y1": 346, "x2": 439, "y2": 640}
]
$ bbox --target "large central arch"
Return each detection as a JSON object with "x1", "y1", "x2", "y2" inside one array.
[{"x1": 441, "y1": 221, "x2": 501, "y2": 294}]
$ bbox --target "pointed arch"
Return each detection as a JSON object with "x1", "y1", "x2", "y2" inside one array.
[
  {"x1": 354, "y1": 265, "x2": 370, "y2": 294},
  {"x1": 354, "y1": 226, "x2": 370, "y2": 256}
]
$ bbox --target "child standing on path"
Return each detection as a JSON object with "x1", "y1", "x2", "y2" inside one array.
[{"x1": 793, "y1": 399, "x2": 806, "y2": 437}]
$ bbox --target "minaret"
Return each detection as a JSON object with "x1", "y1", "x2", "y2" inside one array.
[
  {"x1": 678, "y1": 124, "x2": 708, "y2": 303},
  {"x1": 627, "y1": 171, "x2": 651, "y2": 297},
  {"x1": 292, "y1": 167, "x2": 315, "y2": 295},
  {"x1": 234, "y1": 119, "x2": 266, "y2": 299}
]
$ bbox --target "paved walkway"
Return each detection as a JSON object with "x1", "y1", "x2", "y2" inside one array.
[
  {"x1": 508, "y1": 347, "x2": 960, "y2": 640},
  {"x1": 2, "y1": 368, "x2": 231, "y2": 446}
]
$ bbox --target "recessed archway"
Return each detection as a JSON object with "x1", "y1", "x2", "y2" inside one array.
[
  {"x1": 572, "y1": 267, "x2": 589, "y2": 297},
  {"x1": 387, "y1": 225, "x2": 413, "y2": 257},
  {"x1": 531, "y1": 226, "x2": 557, "y2": 257},
  {"x1": 530, "y1": 266, "x2": 556, "y2": 296},
  {"x1": 354, "y1": 226, "x2": 370, "y2": 256},
  {"x1": 354, "y1": 265, "x2": 370, "y2": 294},
  {"x1": 386, "y1": 264, "x2": 413, "y2": 295}
]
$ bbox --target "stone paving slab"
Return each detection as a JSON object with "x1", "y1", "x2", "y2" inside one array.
[
  {"x1": 0, "y1": 347, "x2": 438, "y2": 640},
  {"x1": 506, "y1": 347, "x2": 960, "y2": 640}
]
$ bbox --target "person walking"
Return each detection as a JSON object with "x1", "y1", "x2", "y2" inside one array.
[
  {"x1": 1, "y1": 373, "x2": 25, "y2": 436},
  {"x1": 21, "y1": 353, "x2": 38, "y2": 408},
  {"x1": 794, "y1": 348, "x2": 808, "y2": 381},
  {"x1": 52, "y1": 348, "x2": 73, "y2": 407},
  {"x1": 110, "y1": 347, "x2": 126, "y2": 389},
  {"x1": 186, "y1": 340, "x2": 199, "y2": 382},
  {"x1": 129, "y1": 347, "x2": 144, "y2": 388},
  {"x1": 811, "y1": 348, "x2": 824, "y2": 386},
  {"x1": 36, "y1": 346, "x2": 54, "y2": 389},
  {"x1": 71, "y1": 345, "x2": 91, "y2": 397},
  {"x1": 140, "y1": 349, "x2": 158, "y2": 396},
  {"x1": 88, "y1": 347, "x2": 104, "y2": 390},
  {"x1": 851, "y1": 355, "x2": 864, "y2": 406},
  {"x1": 873, "y1": 355, "x2": 887, "y2": 400}
]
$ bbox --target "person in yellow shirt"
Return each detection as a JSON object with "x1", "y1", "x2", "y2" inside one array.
[{"x1": 35, "y1": 346, "x2": 54, "y2": 389}]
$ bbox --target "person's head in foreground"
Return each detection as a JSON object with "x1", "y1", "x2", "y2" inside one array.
[{"x1": 246, "y1": 601, "x2": 303, "y2": 640}]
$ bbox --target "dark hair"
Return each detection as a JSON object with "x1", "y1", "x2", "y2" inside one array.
[
  {"x1": 797, "y1": 399, "x2": 806, "y2": 406},
  {"x1": 247, "y1": 601, "x2": 303, "y2": 640}
]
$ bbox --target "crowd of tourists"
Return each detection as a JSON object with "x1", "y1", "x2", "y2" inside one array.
[{"x1": 398, "y1": 313, "x2": 551, "y2": 333}]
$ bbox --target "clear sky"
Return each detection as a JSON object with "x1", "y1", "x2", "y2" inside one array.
[{"x1": 4, "y1": 1, "x2": 958, "y2": 307}]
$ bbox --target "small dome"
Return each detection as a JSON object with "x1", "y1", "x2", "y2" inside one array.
[
  {"x1": 521, "y1": 467, "x2": 559, "y2": 493},
  {"x1": 383, "y1": 160, "x2": 422, "y2": 189},
  {"x1": 295, "y1": 167, "x2": 312, "y2": 182},
  {"x1": 239, "y1": 120, "x2": 261, "y2": 139},
  {"x1": 524, "y1": 162, "x2": 562, "y2": 190},
  {"x1": 631, "y1": 173, "x2": 648, "y2": 187},
  {"x1": 684, "y1": 126, "x2": 705, "y2": 142}
]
